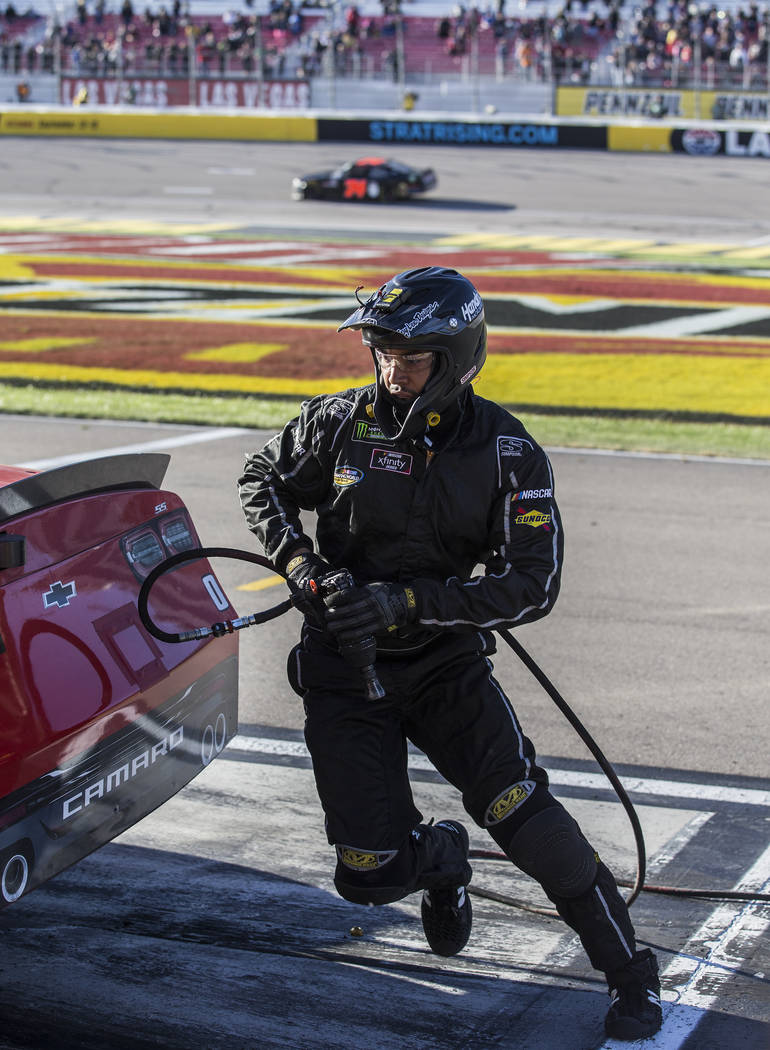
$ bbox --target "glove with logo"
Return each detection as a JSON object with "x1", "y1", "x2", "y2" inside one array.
[
  {"x1": 324, "y1": 582, "x2": 418, "y2": 645},
  {"x1": 285, "y1": 550, "x2": 332, "y2": 624}
]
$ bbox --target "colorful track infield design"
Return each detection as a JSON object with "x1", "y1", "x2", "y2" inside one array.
[{"x1": 0, "y1": 227, "x2": 768, "y2": 422}]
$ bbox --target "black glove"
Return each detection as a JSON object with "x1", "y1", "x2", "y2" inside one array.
[
  {"x1": 285, "y1": 550, "x2": 332, "y2": 623},
  {"x1": 325, "y1": 582, "x2": 418, "y2": 644}
]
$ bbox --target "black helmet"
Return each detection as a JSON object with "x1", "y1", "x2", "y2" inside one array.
[{"x1": 337, "y1": 266, "x2": 487, "y2": 441}]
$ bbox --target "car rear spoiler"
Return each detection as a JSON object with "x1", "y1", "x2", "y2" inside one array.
[{"x1": 0, "y1": 453, "x2": 171, "y2": 526}]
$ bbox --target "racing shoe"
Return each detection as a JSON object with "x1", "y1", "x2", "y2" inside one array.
[
  {"x1": 604, "y1": 948, "x2": 663, "y2": 1041},
  {"x1": 420, "y1": 820, "x2": 473, "y2": 957}
]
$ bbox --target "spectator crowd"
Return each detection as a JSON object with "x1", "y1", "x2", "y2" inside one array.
[{"x1": 2, "y1": 0, "x2": 768, "y2": 88}]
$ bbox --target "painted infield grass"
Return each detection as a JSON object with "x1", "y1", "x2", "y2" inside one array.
[
  {"x1": 0, "y1": 240, "x2": 768, "y2": 455},
  {"x1": 1, "y1": 316, "x2": 767, "y2": 421}
]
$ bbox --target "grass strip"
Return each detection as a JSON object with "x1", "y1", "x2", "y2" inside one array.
[{"x1": 1, "y1": 383, "x2": 768, "y2": 461}]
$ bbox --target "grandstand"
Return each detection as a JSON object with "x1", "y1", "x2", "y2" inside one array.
[
  {"x1": 0, "y1": 0, "x2": 618, "y2": 81},
  {"x1": 1, "y1": 0, "x2": 769, "y2": 106}
]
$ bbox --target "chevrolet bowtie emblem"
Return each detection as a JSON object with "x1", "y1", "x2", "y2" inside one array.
[{"x1": 43, "y1": 580, "x2": 77, "y2": 609}]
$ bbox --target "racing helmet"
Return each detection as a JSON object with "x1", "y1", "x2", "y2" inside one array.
[{"x1": 337, "y1": 266, "x2": 487, "y2": 441}]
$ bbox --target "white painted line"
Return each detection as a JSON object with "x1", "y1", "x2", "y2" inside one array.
[
  {"x1": 549, "y1": 770, "x2": 770, "y2": 808},
  {"x1": 206, "y1": 167, "x2": 257, "y2": 176},
  {"x1": 619, "y1": 305, "x2": 770, "y2": 338},
  {"x1": 7, "y1": 418, "x2": 768, "y2": 470},
  {"x1": 645, "y1": 812, "x2": 713, "y2": 879},
  {"x1": 149, "y1": 240, "x2": 307, "y2": 256},
  {"x1": 17, "y1": 426, "x2": 253, "y2": 471},
  {"x1": 546, "y1": 446, "x2": 770, "y2": 467},
  {"x1": 598, "y1": 841, "x2": 770, "y2": 1049},
  {"x1": 227, "y1": 736, "x2": 770, "y2": 808},
  {"x1": 162, "y1": 186, "x2": 213, "y2": 195}
]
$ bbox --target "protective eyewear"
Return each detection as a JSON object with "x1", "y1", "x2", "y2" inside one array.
[{"x1": 374, "y1": 350, "x2": 434, "y2": 370}]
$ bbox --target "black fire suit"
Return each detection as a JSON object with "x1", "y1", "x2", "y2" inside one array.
[{"x1": 239, "y1": 384, "x2": 639, "y2": 975}]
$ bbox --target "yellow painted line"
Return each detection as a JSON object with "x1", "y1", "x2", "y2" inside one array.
[
  {"x1": 0, "y1": 337, "x2": 94, "y2": 352},
  {"x1": 5, "y1": 252, "x2": 255, "y2": 274},
  {"x1": 237, "y1": 576, "x2": 285, "y2": 592},
  {"x1": 477, "y1": 265, "x2": 770, "y2": 292},
  {"x1": 434, "y1": 230, "x2": 770, "y2": 262},
  {"x1": 488, "y1": 330, "x2": 770, "y2": 354},
  {"x1": 184, "y1": 343, "x2": 286, "y2": 363},
  {"x1": 0, "y1": 361, "x2": 372, "y2": 395},
  {"x1": 719, "y1": 245, "x2": 770, "y2": 260},
  {"x1": 0, "y1": 308, "x2": 345, "y2": 329},
  {"x1": 476, "y1": 351, "x2": 770, "y2": 418},
  {"x1": 436, "y1": 232, "x2": 659, "y2": 252},
  {"x1": 635, "y1": 243, "x2": 744, "y2": 258},
  {"x1": 0, "y1": 216, "x2": 243, "y2": 235},
  {"x1": 3, "y1": 352, "x2": 766, "y2": 416},
  {"x1": 0, "y1": 256, "x2": 35, "y2": 280}
]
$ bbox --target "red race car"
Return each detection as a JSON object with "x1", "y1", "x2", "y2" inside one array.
[{"x1": 0, "y1": 453, "x2": 239, "y2": 908}]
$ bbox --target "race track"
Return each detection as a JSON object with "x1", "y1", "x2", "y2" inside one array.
[{"x1": 2, "y1": 136, "x2": 770, "y2": 240}]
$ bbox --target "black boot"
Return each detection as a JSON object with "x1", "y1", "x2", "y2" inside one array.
[
  {"x1": 604, "y1": 948, "x2": 663, "y2": 1040},
  {"x1": 419, "y1": 821, "x2": 473, "y2": 957}
]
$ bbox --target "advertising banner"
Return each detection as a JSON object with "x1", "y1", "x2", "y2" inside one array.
[
  {"x1": 318, "y1": 117, "x2": 607, "y2": 149},
  {"x1": 59, "y1": 77, "x2": 311, "y2": 110},
  {"x1": 557, "y1": 85, "x2": 770, "y2": 122},
  {"x1": 672, "y1": 127, "x2": 770, "y2": 157},
  {"x1": 0, "y1": 109, "x2": 317, "y2": 140}
]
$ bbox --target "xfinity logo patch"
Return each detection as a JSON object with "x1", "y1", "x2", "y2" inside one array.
[
  {"x1": 43, "y1": 580, "x2": 77, "y2": 609},
  {"x1": 370, "y1": 448, "x2": 413, "y2": 475}
]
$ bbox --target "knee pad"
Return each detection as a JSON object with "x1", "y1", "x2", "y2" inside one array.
[
  {"x1": 503, "y1": 803, "x2": 598, "y2": 899},
  {"x1": 333, "y1": 841, "x2": 414, "y2": 906},
  {"x1": 332, "y1": 821, "x2": 471, "y2": 906}
]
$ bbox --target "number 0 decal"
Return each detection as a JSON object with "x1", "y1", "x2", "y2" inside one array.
[{"x1": 202, "y1": 573, "x2": 229, "y2": 612}]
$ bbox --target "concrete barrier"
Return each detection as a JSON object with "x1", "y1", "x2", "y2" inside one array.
[
  {"x1": 0, "y1": 107, "x2": 317, "y2": 141},
  {"x1": 1, "y1": 105, "x2": 768, "y2": 158}
]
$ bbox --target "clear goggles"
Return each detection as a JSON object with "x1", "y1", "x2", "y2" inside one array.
[{"x1": 374, "y1": 349, "x2": 434, "y2": 370}]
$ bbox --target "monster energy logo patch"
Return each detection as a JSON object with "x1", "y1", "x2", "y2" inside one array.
[
  {"x1": 484, "y1": 780, "x2": 536, "y2": 825},
  {"x1": 337, "y1": 845, "x2": 398, "y2": 870},
  {"x1": 353, "y1": 419, "x2": 387, "y2": 442}
]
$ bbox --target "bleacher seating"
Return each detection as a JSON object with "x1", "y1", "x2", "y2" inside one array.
[
  {"x1": 325, "y1": 12, "x2": 612, "y2": 79},
  {"x1": 3, "y1": 0, "x2": 767, "y2": 90}
]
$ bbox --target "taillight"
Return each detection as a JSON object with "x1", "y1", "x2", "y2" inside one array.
[
  {"x1": 123, "y1": 528, "x2": 164, "y2": 577},
  {"x1": 122, "y1": 511, "x2": 198, "y2": 579},
  {"x1": 160, "y1": 513, "x2": 195, "y2": 554}
]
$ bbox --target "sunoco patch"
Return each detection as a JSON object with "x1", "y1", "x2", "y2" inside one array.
[{"x1": 514, "y1": 509, "x2": 551, "y2": 528}]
